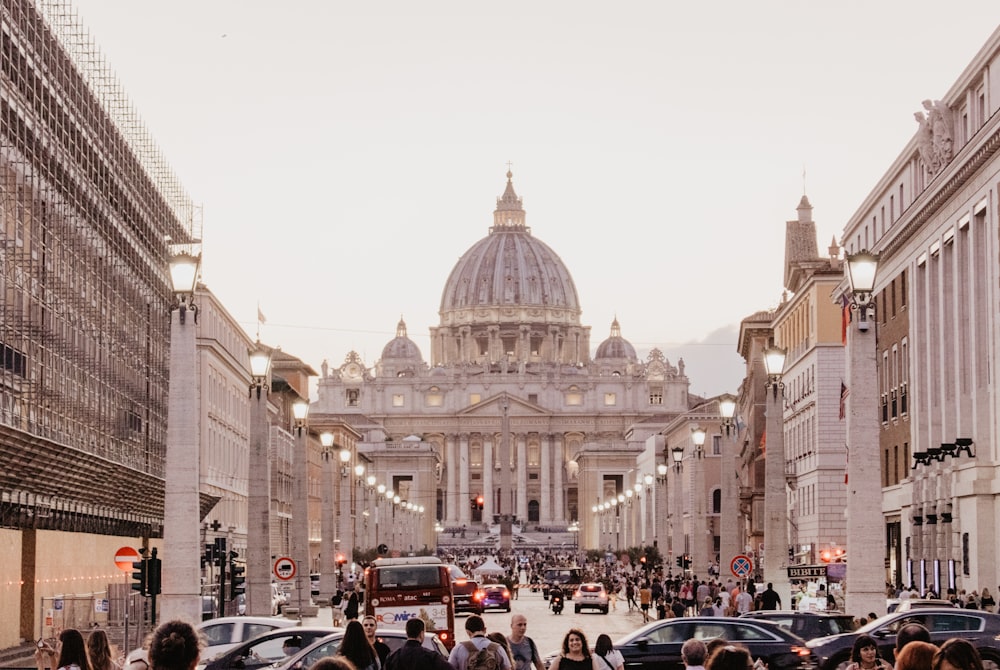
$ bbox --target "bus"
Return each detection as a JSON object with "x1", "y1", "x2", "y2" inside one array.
[{"x1": 364, "y1": 556, "x2": 456, "y2": 649}]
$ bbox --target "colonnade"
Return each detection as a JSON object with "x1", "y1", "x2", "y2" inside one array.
[{"x1": 442, "y1": 432, "x2": 568, "y2": 528}]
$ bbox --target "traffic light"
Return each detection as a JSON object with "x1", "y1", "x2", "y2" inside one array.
[
  {"x1": 675, "y1": 556, "x2": 682, "y2": 568},
  {"x1": 147, "y1": 555, "x2": 162, "y2": 596},
  {"x1": 131, "y1": 557, "x2": 147, "y2": 595},
  {"x1": 377, "y1": 544, "x2": 389, "y2": 556},
  {"x1": 229, "y1": 551, "x2": 244, "y2": 600},
  {"x1": 476, "y1": 495, "x2": 484, "y2": 510},
  {"x1": 470, "y1": 497, "x2": 477, "y2": 510},
  {"x1": 682, "y1": 555, "x2": 692, "y2": 569}
]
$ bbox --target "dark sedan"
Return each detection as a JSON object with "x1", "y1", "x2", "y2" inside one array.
[
  {"x1": 740, "y1": 611, "x2": 856, "y2": 640},
  {"x1": 274, "y1": 629, "x2": 449, "y2": 670},
  {"x1": 202, "y1": 627, "x2": 337, "y2": 670},
  {"x1": 616, "y1": 617, "x2": 815, "y2": 670},
  {"x1": 806, "y1": 608, "x2": 1000, "y2": 670}
]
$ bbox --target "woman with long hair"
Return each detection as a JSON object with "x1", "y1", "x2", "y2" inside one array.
[
  {"x1": 932, "y1": 639, "x2": 985, "y2": 670},
  {"x1": 707, "y1": 644, "x2": 753, "y2": 670},
  {"x1": 550, "y1": 629, "x2": 597, "y2": 670},
  {"x1": 337, "y1": 621, "x2": 379, "y2": 670},
  {"x1": 846, "y1": 635, "x2": 893, "y2": 670},
  {"x1": 87, "y1": 630, "x2": 120, "y2": 670},
  {"x1": 593, "y1": 634, "x2": 624, "y2": 670},
  {"x1": 36, "y1": 629, "x2": 91, "y2": 670}
]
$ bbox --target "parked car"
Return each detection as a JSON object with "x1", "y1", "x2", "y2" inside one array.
[
  {"x1": 446, "y1": 564, "x2": 483, "y2": 614},
  {"x1": 480, "y1": 583, "x2": 512, "y2": 612},
  {"x1": 127, "y1": 616, "x2": 296, "y2": 669},
  {"x1": 202, "y1": 626, "x2": 338, "y2": 670},
  {"x1": 574, "y1": 583, "x2": 609, "y2": 614},
  {"x1": 274, "y1": 629, "x2": 448, "y2": 670},
  {"x1": 741, "y1": 611, "x2": 856, "y2": 640},
  {"x1": 613, "y1": 617, "x2": 815, "y2": 670},
  {"x1": 806, "y1": 608, "x2": 1000, "y2": 670},
  {"x1": 887, "y1": 598, "x2": 957, "y2": 613}
]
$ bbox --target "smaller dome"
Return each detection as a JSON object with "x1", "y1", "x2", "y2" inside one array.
[
  {"x1": 595, "y1": 318, "x2": 637, "y2": 361},
  {"x1": 381, "y1": 318, "x2": 423, "y2": 361}
]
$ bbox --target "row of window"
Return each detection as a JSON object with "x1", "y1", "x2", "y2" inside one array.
[{"x1": 353, "y1": 386, "x2": 667, "y2": 408}]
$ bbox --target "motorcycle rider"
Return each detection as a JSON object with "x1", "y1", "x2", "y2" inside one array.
[{"x1": 549, "y1": 585, "x2": 565, "y2": 614}]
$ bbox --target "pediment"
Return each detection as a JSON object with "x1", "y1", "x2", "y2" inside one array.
[{"x1": 457, "y1": 393, "x2": 551, "y2": 417}]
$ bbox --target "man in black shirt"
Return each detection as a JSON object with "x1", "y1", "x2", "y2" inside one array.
[
  {"x1": 385, "y1": 618, "x2": 451, "y2": 670},
  {"x1": 759, "y1": 583, "x2": 782, "y2": 610}
]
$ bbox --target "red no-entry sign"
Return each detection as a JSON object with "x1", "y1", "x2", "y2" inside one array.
[{"x1": 115, "y1": 546, "x2": 140, "y2": 572}]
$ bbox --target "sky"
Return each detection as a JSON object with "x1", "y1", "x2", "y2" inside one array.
[{"x1": 64, "y1": 1, "x2": 1000, "y2": 399}]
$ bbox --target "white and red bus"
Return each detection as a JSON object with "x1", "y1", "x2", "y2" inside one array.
[{"x1": 364, "y1": 556, "x2": 456, "y2": 649}]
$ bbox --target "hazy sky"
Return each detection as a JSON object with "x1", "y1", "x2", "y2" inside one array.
[{"x1": 66, "y1": 1, "x2": 1000, "y2": 398}]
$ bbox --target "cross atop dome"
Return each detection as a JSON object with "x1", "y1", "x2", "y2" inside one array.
[{"x1": 493, "y1": 168, "x2": 528, "y2": 232}]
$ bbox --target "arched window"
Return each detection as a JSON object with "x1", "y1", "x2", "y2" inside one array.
[{"x1": 711, "y1": 488, "x2": 721, "y2": 514}]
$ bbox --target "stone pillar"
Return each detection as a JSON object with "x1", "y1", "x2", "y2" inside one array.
[
  {"x1": 292, "y1": 428, "x2": 310, "y2": 607},
  {"x1": 553, "y1": 435, "x2": 565, "y2": 524},
  {"x1": 459, "y1": 434, "x2": 471, "y2": 525},
  {"x1": 483, "y1": 435, "x2": 494, "y2": 525},
  {"x1": 160, "y1": 307, "x2": 201, "y2": 623},
  {"x1": 764, "y1": 380, "x2": 791, "y2": 602},
  {"x1": 516, "y1": 434, "x2": 528, "y2": 523},
  {"x1": 845, "y1": 308, "x2": 887, "y2": 616},
  {"x1": 540, "y1": 433, "x2": 551, "y2": 525},
  {"x1": 446, "y1": 436, "x2": 457, "y2": 525}
]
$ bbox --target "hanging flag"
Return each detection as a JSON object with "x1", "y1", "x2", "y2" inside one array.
[
  {"x1": 760, "y1": 430, "x2": 766, "y2": 457},
  {"x1": 839, "y1": 381, "x2": 850, "y2": 420},
  {"x1": 844, "y1": 446, "x2": 849, "y2": 485},
  {"x1": 841, "y1": 294, "x2": 851, "y2": 345},
  {"x1": 258, "y1": 306, "x2": 267, "y2": 324}
]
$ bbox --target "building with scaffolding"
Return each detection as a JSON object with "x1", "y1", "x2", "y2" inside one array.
[{"x1": 0, "y1": 0, "x2": 200, "y2": 647}]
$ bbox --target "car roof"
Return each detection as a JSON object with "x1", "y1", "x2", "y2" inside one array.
[
  {"x1": 579, "y1": 583, "x2": 605, "y2": 588},
  {"x1": 743, "y1": 611, "x2": 850, "y2": 618},
  {"x1": 617, "y1": 616, "x2": 806, "y2": 645}
]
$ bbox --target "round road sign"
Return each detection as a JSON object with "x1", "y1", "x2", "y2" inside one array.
[
  {"x1": 731, "y1": 554, "x2": 753, "y2": 578},
  {"x1": 115, "y1": 546, "x2": 140, "y2": 572},
  {"x1": 273, "y1": 557, "x2": 296, "y2": 581}
]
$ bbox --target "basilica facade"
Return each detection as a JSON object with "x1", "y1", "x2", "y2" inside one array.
[{"x1": 310, "y1": 172, "x2": 706, "y2": 551}]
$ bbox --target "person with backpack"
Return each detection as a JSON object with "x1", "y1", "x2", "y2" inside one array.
[
  {"x1": 506, "y1": 614, "x2": 543, "y2": 670},
  {"x1": 447, "y1": 615, "x2": 512, "y2": 670}
]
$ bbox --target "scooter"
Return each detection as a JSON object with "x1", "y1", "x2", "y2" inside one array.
[{"x1": 550, "y1": 592, "x2": 564, "y2": 614}]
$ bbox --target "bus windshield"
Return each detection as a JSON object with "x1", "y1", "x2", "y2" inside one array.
[{"x1": 365, "y1": 557, "x2": 456, "y2": 650}]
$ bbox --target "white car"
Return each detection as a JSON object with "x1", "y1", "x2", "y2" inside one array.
[{"x1": 126, "y1": 616, "x2": 296, "y2": 669}]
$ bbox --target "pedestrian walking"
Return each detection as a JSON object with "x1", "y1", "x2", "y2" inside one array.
[
  {"x1": 759, "y1": 583, "x2": 781, "y2": 610},
  {"x1": 385, "y1": 618, "x2": 451, "y2": 670},
  {"x1": 87, "y1": 630, "x2": 120, "y2": 670},
  {"x1": 639, "y1": 583, "x2": 652, "y2": 623},
  {"x1": 36, "y1": 629, "x2": 91, "y2": 670},
  {"x1": 681, "y1": 639, "x2": 707, "y2": 670},
  {"x1": 549, "y1": 629, "x2": 597, "y2": 670},
  {"x1": 594, "y1": 634, "x2": 624, "y2": 670},
  {"x1": 447, "y1": 615, "x2": 512, "y2": 670},
  {"x1": 148, "y1": 621, "x2": 201, "y2": 670},
  {"x1": 507, "y1": 614, "x2": 543, "y2": 670},
  {"x1": 337, "y1": 620, "x2": 380, "y2": 670}
]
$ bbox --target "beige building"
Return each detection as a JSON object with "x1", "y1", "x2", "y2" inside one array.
[{"x1": 840, "y1": 26, "x2": 1000, "y2": 594}]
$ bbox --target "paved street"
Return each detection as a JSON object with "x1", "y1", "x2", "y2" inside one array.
[{"x1": 458, "y1": 589, "x2": 644, "y2": 656}]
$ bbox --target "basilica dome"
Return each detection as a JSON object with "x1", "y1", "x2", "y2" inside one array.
[
  {"x1": 439, "y1": 171, "x2": 581, "y2": 320},
  {"x1": 594, "y1": 318, "x2": 637, "y2": 361},
  {"x1": 380, "y1": 318, "x2": 423, "y2": 362}
]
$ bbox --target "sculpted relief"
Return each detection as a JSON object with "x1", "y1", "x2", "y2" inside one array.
[{"x1": 914, "y1": 99, "x2": 953, "y2": 176}]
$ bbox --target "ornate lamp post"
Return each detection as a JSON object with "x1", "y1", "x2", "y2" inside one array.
[
  {"x1": 718, "y1": 393, "x2": 741, "y2": 578},
  {"x1": 319, "y1": 432, "x2": 338, "y2": 604},
  {"x1": 657, "y1": 453, "x2": 669, "y2": 556},
  {"x1": 245, "y1": 341, "x2": 273, "y2": 615},
  {"x1": 671, "y1": 444, "x2": 685, "y2": 571},
  {"x1": 762, "y1": 344, "x2": 791, "y2": 601},
  {"x1": 844, "y1": 250, "x2": 885, "y2": 616},
  {"x1": 691, "y1": 426, "x2": 707, "y2": 576},
  {"x1": 291, "y1": 400, "x2": 311, "y2": 611},
  {"x1": 338, "y1": 446, "x2": 351, "y2": 584},
  {"x1": 160, "y1": 251, "x2": 202, "y2": 623}
]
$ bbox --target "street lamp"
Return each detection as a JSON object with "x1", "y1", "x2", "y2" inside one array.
[
  {"x1": 762, "y1": 344, "x2": 791, "y2": 601},
  {"x1": 717, "y1": 393, "x2": 741, "y2": 579},
  {"x1": 245, "y1": 340, "x2": 272, "y2": 616},
  {"x1": 319, "y1": 432, "x2": 337, "y2": 604},
  {"x1": 160, "y1": 250, "x2": 202, "y2": 623},
  {"x1": 844, "y1": 249, "x2": 885, "y2": 616},
  {"x1": 338, "y1": 447, "x2": 352, "y2": 582},
  {"x1": 291, "y1": 400, "x2": 311, "y2": 611},
  {"x1": 691, "y1": 426, "x2": 708, "y2": 575},
  {"x1": 671, "y1": 444, "x2": 685, "y2": 570}
]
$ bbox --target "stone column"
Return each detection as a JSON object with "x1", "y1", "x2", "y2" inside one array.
[
  {"x1": 516, "y1": 434, "x2": 528, "y2": 523},
  {"x1": 764, "y1": 379, "x2": 791, "y2": 602},
  {"x1": 483, "y1": 435, "x2": 494, "y2": 525},
  {"x1": 540, "y1": 433, "x2": 551, "y2": 525},
  {"x1": 845, "y1": 306, "x2": 887, "y2": 616},
  {"x1": 553, "y1": 435, "x2": 565, "y2": 524},
  {"x1": 446, "y1": 436, "x2": 457, "y2": 525},
  {"x1": 459, "y1": 434, "x2": 471, "y2": 525}
]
